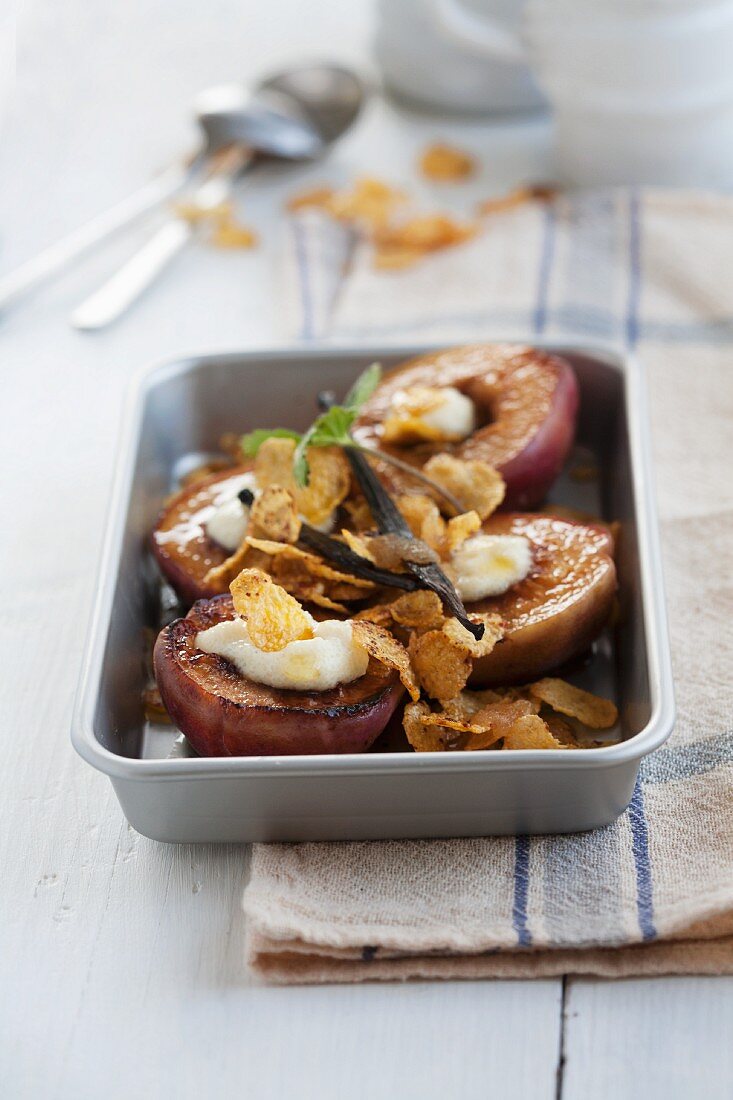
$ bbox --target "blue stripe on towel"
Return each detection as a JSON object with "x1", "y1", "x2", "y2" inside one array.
[
  {"x1": 512, "y1": 835, "x2": 533, "y2": 947},
  {"x1": 640, "y1": 731, "x2": 733, "y2": 785},
  {"x1": 627, "y1": 780, "x2": 657, "y2": 941}
]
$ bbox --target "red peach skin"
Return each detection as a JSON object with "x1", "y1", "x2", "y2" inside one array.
[
  {"x1": 353, "y1": 343, "x2": 579, "y2": 509},
  {"x1": 154, "y1": 595, "x2": 404, "y2": 756}
]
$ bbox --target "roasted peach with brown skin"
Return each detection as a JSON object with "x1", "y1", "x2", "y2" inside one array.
[
  {"x1": 468, "y1": 514, "x2": 616, "y2": 686},
  {"x1": 151, "y1": 465, "x2": 254, "y2": 604},
  {"x1": 353, "y1": 344, "x2": 579, "y2": 509},
  {"x1": 153, "y1": 595, "x2": 405, "y2": 756}
]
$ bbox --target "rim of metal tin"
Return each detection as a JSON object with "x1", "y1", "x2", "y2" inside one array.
[{"x1": 71, "y1": 338, "x2": 675, "y2": 781}]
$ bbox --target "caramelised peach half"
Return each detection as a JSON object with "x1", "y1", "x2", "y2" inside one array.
[
  {"x1": 153, "y1": 595, "x2": 405, "y2": 756},
  {"x1": 468, "y1": 513, "x2": 616, "y2": 686},
  {"x1": 353, "y1": 344, "x2": 579, "y2": 509},
  {"x1": 151, "y1": 465, "x2": 254, "y2": 604}
]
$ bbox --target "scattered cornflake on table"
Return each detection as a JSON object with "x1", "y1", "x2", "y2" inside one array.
[
  {"x1": 329, "y1": 177, "x2": 406, "y2": 231},
  {"x1": 285, "y1": 174, "x2": 480, "y2": 270},
  {"x1": 373, "y1": 214, "x2": 477, "y2": 269},
  {"x1": 419, "y1": 142, "x2": 477, "y2": 181},
  {"x1": 285, "y1": 185, "x2": 337, "y2": 212},
  {"x1": 174, "y1": 200, "x2": 258, "y2": 249},
  {"x1": 477, "y1": 184, "x2": 557, "y2": 217},
  {"x1": 210, "y1": 214, "x2": 258, "y2": 249}
]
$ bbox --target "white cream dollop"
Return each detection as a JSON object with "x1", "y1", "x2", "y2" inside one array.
[
  {"x1": 205, "y1": 471, "x2": 337, "y2": 550},
  {"x1": 195, "y1": 616, "x2": 369, "y2": 692},
  {"x1": 384, "y1": 385, "x2": 476, "y2": 443},
  {"x1": 204, "y1": 472, "x2": 258, "y2": 551},
  {"x1": 450, "y1": 534, "x2": 532, "y2": 601}
]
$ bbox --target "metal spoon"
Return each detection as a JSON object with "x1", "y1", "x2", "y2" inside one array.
[
  {"x1": 0, "y1": 64, "x2": 363, "y2": 317},
  {"x1": 71, "y1": 64, "x2": 365, "y2": 330}
]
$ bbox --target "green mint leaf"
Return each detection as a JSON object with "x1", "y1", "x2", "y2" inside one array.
[
  {"x1": 240, "y1": 427, "x2": 301, "y2": 457},
  {"x1": 344, "y1": 362, "x2": 381, "y2": 410},
  {"x1": 309, "y1": 406, "x2": 356, "y2": 445},
  {"x1": 291, "y1": 407, "x2": 357, "y2": 486},
  {"x1": 292, "y1": 428, "x2": 314, "y2": 488}
]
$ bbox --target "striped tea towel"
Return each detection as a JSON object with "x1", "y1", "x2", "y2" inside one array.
[{"x1": 244, "y1": 189, "x2": 733, "y2": 983}]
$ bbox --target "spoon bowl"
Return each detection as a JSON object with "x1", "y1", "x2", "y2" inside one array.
[
  {"x1": 260, "y1": 64, "x2": 365, "y2": 147},
  {"x1": 194, "y1": 62, "x2": 366, "y2": 162}
]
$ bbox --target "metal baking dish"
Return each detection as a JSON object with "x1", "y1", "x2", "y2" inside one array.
[{"x1": 71, "y1": 342, "x2": 674, "y2": 841}]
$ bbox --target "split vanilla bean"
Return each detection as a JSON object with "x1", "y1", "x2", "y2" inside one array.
[
  {"x1": 343, "y1": 448, "x2": 484, "y2": 640},
  {"x1": 238, "y1": 489, "x2": 418, "y2": 592}
]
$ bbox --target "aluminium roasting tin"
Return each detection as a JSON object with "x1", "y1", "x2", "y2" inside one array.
[{"x1": 71, "y1": 342, "x2": 675, "y2": 841}]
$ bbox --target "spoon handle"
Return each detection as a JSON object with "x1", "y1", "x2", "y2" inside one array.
[
  {"x1": 70, "y1": 148, "x2": 251, "y2": 331},
  {"x1": 0, "y1": 161, "x2": 192, "y2": 314},
  {"x1": 70, "y1": 219, "x2": 194, "y2": 330}
]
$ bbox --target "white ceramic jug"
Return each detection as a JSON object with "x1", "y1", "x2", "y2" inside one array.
[
  {"x1": 373, "y1": 0, "x2": 545, "y2": 115},
  {"x1": 429, "y1": 0, "x2": 733, "y2": 185}
]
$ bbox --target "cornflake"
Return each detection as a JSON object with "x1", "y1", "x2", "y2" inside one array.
[
  {"x1": 375, "y1": 214, "x2": 475, "y2": 253},
  {"x1": 419, "y1": 143, "x2": 476, "y2": 181},
  {"x1": 254, "y1": 438, "x2": 351, "y2": 527},
  {"x1": 343, "y1": 496, "x2": 374, "y2": 532},
  {"x1": 354, "y1": 603, "x2": 395, "y2": 629},
  {"x1": 442, "y1": 612, "x2": 504, "y2": 659},
  {"x1": 295, "y1": 590, "x2": 349, "y2": 614},
  {"x1": 403, "y1": 701, "x2": 447, "y2": 752},
  {"x1": 286, "y1": 185, "x2": 337, "y2": 212},
  {"x1": 530, "y1": 678, "x2": 618, "y2": 729},
  {"x1": 471, "y1": 698, "x2": 536, "y2": 740},
  {"x1": 477, "y1": 184, "x2": 557, "y2": 217},
  {"x1": 445, "y1": 510, "x2": 482, "y2": 553},
  {"x1": 210, "y1": 208, "x2": 257, "y2": 249},
  {"x1": 351, "y1": 620, "x2": 420, "y2": 701},
  {"x1": 329, "y1": 177, "x2": 406, "y2": 231},
  {"x1": 245, "y1": 537, "x2": 374, "y2": 594},
  {"x1": 373, "y1": 247, "x2": 425, "y2": 271},
  {"x1": 440, "y1": 690, "x2": 502, "y2": 720},
  {"x1": 390, "y1": 589, "x2": 444, "y2": 631},
  {"x1": 249, "y1": 486, "x2": 301, "y2": 543},
  {"x1": 503, "y1": 714, "x2": 564, "y2": 750},
  {"x1": 402, "y1": 701, "x2": 501, "y2": 753},
  {"x1": 229, "y1": 569, "x2": 313, "y2": 652},
  {"x1": 340, "y1": 528, "x2": 375, "y2": 562},
  {"x1": 542, "y1": 710, "x2": 580, "y2": 747},
  {"x1": 287, "y1": 174, "x2": 478, "y2": 271},
  {"x1": 423, "y1": 454, "x2": 506, "y2": 520},
  {"x1": 409, "y1": 629, "x2": 472, "y2": 702},
  {"x1": 396, "y1": 494, "x2": 447, "y2": 553},
  {"x1": 204, "y1": 541, "x2": 265, "y2": 591}
]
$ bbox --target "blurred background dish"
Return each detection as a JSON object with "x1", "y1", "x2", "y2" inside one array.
[
  {"x1": 423, "y1": 0, "x2": 733, "y2": 185},
  {"x1": 374, "y1": 0, "x2": 545, "y2": 114}
]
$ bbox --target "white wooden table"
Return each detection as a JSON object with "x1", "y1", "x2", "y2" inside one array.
[{"x1": 3, "y1": 3, "x2": 731, "y2": 1097}]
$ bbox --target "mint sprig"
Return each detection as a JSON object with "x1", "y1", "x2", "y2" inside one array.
[
  {"x1": 293, "y1": 406, "x2": 358, "y2": 486},
  {"x1": 343, "y1": 361, "x2": 381, "y2": 411},
  {"x1": 240, "y1": 427, "x2": 302, "y2": 457},
  {"x1": 240, "y1": 363, "x2": 382, "y2": 486}
]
